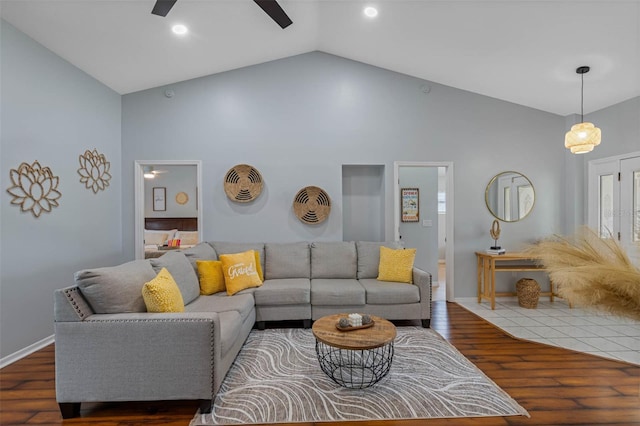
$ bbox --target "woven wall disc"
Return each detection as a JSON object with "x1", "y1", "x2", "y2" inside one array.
[
  {"x1": 293, "y1": 186, "x2": 331, "y2": 224},
  {"x1": 224, "y1": 164, "x2": 263, "y2": 203}
]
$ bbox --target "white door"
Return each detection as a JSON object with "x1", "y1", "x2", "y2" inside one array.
[
  {"x1": 620, "y1": 156, "x2": 640, "y2": 266},
  {"x1": 588, "y1": 153, "x2": 640, "y2": 267}
]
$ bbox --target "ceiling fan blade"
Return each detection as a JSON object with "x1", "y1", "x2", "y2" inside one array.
[
  {"x1": 151, "y1": 0, "x2": 178, "y2": 17},
  {"x1": 253, "y1": 0, "x2": 293, "y2": 29}
]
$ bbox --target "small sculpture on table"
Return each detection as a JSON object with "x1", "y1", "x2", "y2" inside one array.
[
  {"x1": 336, "y1": 313, "x2": 375, "y2": 331},
  {"x1": 488, "y1": 219, "x2": 505, "y2": 254}
]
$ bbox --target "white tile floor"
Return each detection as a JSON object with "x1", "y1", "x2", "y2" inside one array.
[{"x1": 456, "y1": 297, "x2": 640, "y2": 365}]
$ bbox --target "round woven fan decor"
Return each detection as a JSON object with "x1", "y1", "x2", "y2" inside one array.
[
  {"x1": 293, "y1": 186, "x2": 331, "y2": 224},
  {"x1": 224, "y1": 164, "x2": 263, "y2": 203}
]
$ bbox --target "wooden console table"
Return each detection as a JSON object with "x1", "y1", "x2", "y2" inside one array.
[{"x1": 475, "y1": 251, "x2": 555, "y2": 309}]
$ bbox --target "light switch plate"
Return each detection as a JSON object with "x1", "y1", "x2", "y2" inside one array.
[{"x1": 422, "y1": 219, "x2": 433, "y2": 227}]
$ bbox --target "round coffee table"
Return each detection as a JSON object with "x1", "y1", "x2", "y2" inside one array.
[{"x1": 311, "y1": 314, "x2": 396, "y2": 389}]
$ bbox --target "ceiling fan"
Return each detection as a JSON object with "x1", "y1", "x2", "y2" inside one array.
[
  {"x1": 143, "y1": 166, "x2": 169, "y2": 179},
  {"x1": 151, "y1": 0, "x2": 293, "y2": 29}
]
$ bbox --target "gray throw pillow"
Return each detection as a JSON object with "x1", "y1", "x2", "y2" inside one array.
[
  {"x1": 75, "y1": 260, "x2": 156, "y2": 314},
  {"x1": 356, "y1": 241, "x2": 403, "y2": 279},
  {"x1": 150, "y1": 251, "x2": 200, "y2": 305},
  {"x1": 180, "y1": 242, "x2": 217, "y2": 273}
]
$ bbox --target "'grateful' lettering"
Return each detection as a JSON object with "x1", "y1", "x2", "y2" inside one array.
[{"x1": 228, "y1": 262, "x2": 256, "y2": 279}]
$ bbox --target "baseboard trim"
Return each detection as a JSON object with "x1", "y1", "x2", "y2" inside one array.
[
  {"x1": 0, "y1": 335, "x2": 54, "y2": 369},
  {"x1": 453, "y1": 297, "x2": 477, "y2": 304}
]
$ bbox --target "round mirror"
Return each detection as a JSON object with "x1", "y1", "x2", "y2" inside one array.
[{"x1": 485, "y1": 171, "x2": 535, "y2": 222}]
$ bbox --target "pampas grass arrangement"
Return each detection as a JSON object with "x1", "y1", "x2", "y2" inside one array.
[{"x1": 526, "y1": 227, "x2": 640, "y2": 321}]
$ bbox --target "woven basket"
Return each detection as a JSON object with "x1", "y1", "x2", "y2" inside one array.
[
  {"x1": 293, "y1": 186, "x2": 331, "y2": 224},
  {"x1": 516, "y1": 278, "x2": 540, "y2": 309},
  {"x1": 224, "y1": 164, "x2": 263, "y2": 203}
]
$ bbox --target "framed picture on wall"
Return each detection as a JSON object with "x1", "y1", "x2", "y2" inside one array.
[
  {"x1": 401, "y1": 188, "x2": 419, "y2": 222},
  {"x1": 153, "y1": 187, "x2": 166, "y2": 211}
]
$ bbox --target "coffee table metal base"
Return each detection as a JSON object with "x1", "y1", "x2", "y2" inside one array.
[{"x1": 315, "y1": 340, "x2": 394, "y2": 388}]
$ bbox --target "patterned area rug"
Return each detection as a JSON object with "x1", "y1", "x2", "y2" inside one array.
[{"x1": 191, "y1": 327, "x2": 529, "y2": 425}]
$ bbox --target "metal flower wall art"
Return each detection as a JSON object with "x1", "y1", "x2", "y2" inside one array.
[
  {"x1": 78, "y1": 149, "x2": 111, "y2": 193},
  {"x1": 6, "y1": 160, "x2": 62, "y2": 218}
]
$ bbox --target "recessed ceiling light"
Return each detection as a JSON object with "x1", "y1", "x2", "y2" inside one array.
[
  {"x1": 364, "y1": 7, "x2": 378, "y2": 18},
  {"x1": 172, "y1": 24, "x2": 188, "y2": 35}
]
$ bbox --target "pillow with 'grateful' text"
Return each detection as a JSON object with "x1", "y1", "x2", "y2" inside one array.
[{"x1": 219, "y1": 250, "x2": 263, "y2": 295}]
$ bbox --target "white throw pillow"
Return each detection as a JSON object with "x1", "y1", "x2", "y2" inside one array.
[
  {"x1": 144, "y1": 228, "x2": 177, "y2": 245},
  {"x1": 175, "y1": 231, "x2": 198, "y2": 245}
]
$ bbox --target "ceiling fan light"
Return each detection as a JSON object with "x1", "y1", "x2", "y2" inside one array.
[
  {"x1": 172, "y1": 24, "x2": 188, "y2": 35},
  {"x1": 144, "y1": 172, "x2": 155, "y2": 179},
  {"x1": 364, "y1": 6, "x2": 378, "y2": 18},
  {"x1": 564, "y1": 122, "x2": 602, "y2": 154}
]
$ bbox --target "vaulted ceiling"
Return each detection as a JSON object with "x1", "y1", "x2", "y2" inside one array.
[{"x1": 2, "y1": 1, "x2": 639, "y2": 116}]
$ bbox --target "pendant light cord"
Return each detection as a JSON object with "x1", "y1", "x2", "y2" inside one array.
[{"x1": 581, "y1": 72, "x2": 584, "y2": 123}]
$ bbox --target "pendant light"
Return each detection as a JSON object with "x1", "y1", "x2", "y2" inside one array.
[{"x1": 564, "y1": 66, "x2": 601, "y2": 154}]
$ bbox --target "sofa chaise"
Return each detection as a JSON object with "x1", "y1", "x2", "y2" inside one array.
[{"x1": 54, "y1": 240, "x2": 432, "y2": 418}]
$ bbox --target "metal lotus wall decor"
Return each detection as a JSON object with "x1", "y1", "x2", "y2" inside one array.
[
  {"x1": 78, "y1": 149, "x2": 111, "y2": 193},
  {"x1": 6, "y1": 160, "x2": 62, "y2": 218}
]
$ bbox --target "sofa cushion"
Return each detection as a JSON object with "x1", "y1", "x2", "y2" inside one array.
[
  {"x1": 142, "y1": 268, "x2": 185, "y2": 312},
  {"x1": 150, "y1": 251, "x2": 201, "y2": 305},
  {"x1": 75, "y1": 259, "x2": 156, "y2": 314},
  {"x1": 265, "y1": 242, "x2": 310, "y2": 279},
  {"x1": 356, "y1": 241, "x2": 403, "y2": 279},
  {"x1": 359, "y1": 278, "x2": 421, "y2": 304},
  {"x1": 254, "y1": 278, "x2": 311, "y2": 305},
  {"x1": 219, "y1": 250, "x2": 263, "y2": 295},
  {"x1": 180, "y1": 242, "x2": 217, "y2": 273},
  {"x1": 212, "y1": 242, "x2": 265, "y2": 273},
  {"x1": 196, "y1": 260, "x2": 225, "y2": 295},
  {"x1": 217, "y1": 310, "x2": 243, "y2": 357},
  {"x1": 377, "y1": 246, "x2": 416, "y2": 284},
  {"x1": 310, "y1": 242, "x2": 357, "y2": 279},
  {"x1": 311, "y1": 279, "x2": 365, "y2": 305},
  {"x1": 185, "y1": 292, "x2": 255, "y2": 323}
]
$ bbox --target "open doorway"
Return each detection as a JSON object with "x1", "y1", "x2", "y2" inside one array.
[
  {"x1": 394, "y1": 162, "x2": 454, "y2": 302},
  {"x1": 134, "y1": 160, "x2": 203, "y2": 260}
]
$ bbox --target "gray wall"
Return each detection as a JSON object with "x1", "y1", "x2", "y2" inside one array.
[
  {"x1": 122, "y1": 51, "x2": 567, "y2": 298},
  {"x1": 584, "y1": 96, "x2": 640, "y2": 160},
  {"x1": 342, "y1": 165, "x2": 385, "y2": 242},
  {"x1": 0, "y1": 20, "x2": 122, "y2": 358}
]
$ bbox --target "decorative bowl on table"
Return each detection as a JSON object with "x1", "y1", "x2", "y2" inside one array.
[{"x1": 335, "y1": 314, "x2": 374, "y2": 331}]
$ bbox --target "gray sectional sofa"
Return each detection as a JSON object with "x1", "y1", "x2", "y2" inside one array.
[{"x1": 54, "y1": 240, "x2": 432, "y2": 418}]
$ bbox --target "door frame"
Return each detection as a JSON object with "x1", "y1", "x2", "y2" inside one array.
[
  {"x1": 393, "y1": 161, "x2": 454, "y2": 301},
  {"x1": 587, "y1": 150, "x2": 640, "y2": 237}
]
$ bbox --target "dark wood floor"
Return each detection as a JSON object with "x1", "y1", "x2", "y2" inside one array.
[{"x1": 1, "y1": 301, "x2": 638, "y2": 425}]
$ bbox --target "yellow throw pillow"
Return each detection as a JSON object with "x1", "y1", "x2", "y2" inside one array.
[
  {"x1": 196, "y1": 260, "x2": 225, "y2": 295},
  {"x1": 142, "y1": 267, "x2": 185, "y2": 312},
  {"x1": 220, "y1": 250, "x2": 263, "y2": 295},
  {"x1": 377, "y1": 246, "x2": 416, "y2": 284},
  {"x1": 254, "y1": 250, "x2": 264, "y2": 282}
]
